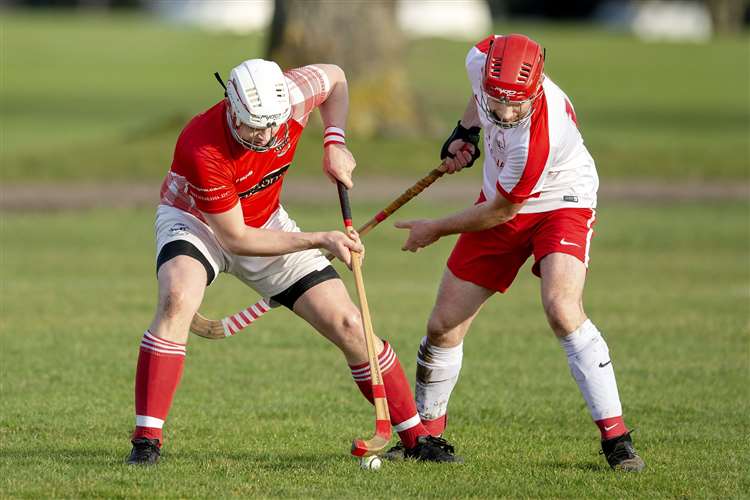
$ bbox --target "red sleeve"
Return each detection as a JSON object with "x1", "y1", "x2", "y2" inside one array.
[
  {"x1": 180, "y1": 145, "x2": 238, "y2": 214},
  {"x1": 496, "y1": 182, "x2": 535, "y2": 204}
]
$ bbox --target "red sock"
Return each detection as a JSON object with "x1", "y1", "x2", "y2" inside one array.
[
  {"x1": 133, "y1": 330, "x2": 186, "y2": 446},
  {"x1": 422, "y1": 415, "x2": 447, "y2": 436},
  {"x1": 595, "y1": 416, "x2": 628, "y2": 440},
  {"x1": 349, "y1": 341, "x2": 428, "y2": 449}
]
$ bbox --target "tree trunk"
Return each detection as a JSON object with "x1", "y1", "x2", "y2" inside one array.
[
  {"x1": 485, "y1": 0, "x2": 507, "y2": 20},
  {"x1": 706, "y1": 0, "x2": 747, "y2": 35},
  {"x1": 267, "y1": 0, "x2": 419, "y2": 137}
]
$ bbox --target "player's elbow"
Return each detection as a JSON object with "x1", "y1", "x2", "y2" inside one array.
[
  {"x1": 216, "y1": 228, "x2": 247, "y2": 255},
  {"x1": 489, "y1": 196, "x2": 524, "y2": 226},
  {"x1": 327, "y1": 64, "x2": 347, "y2": 86},
  {"x1": 318, "y1": 64, "x2": 347, "y2": 92},
  {"x1": 488, "y1": 209, "x2": 513, "y2": 227},
  {"x1": 498, "y1": 204, "x2": 523, "y2": 223}
]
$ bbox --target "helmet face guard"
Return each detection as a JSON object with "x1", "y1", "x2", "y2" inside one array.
[
  {"x1": 478, "y1": 87, "x2": 542, "y2": 129},
  {"x1": 481, "y1": 34, "x2": 545, "y2": 129},
  {"x1": 226, "y1": 109, "x2": 290, "y2": 153}
]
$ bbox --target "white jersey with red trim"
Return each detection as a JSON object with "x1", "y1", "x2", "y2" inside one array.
[{"x1": 466, "y1": 40, "x2": 599, "y2": 213}]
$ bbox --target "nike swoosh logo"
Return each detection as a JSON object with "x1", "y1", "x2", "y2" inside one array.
[
  {"x1": 560, "y1": 238, "x2": 581, "y2": 247},
  {"x1": 604, "y1": 423, "x2": 619, "y2": 431},
  {"x1": 599, "y1": 360, "x2": 612, "y2": 368}
]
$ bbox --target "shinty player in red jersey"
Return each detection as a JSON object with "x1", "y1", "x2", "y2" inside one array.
[
  {"x1": 391, "y1": 35, "x2": 645, "y2": 471},
  {"x1": 127, "y1": 59, "x2": 459, "y2": 465}
]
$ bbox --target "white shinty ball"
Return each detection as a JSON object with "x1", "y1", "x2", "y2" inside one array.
[{"x1": 359, "y1": 455, "x2": 382, "y2": 471}]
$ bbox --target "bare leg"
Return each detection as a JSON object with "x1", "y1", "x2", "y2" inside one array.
[
  {"x1": 149, "y1": 255, "x2": 208, "y2": 344},
  {"x1": 292, "y1": 278, "x2": 375, "y2": 365},
  {"x1": 426, "y1": 268, "x2": 495, "y2": 347},
  {"x1": 539, "y1": 252, "x2": 587, "y2": 338}
]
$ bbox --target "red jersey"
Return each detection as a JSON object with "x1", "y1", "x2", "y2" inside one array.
[{"x1": 159, "y1": 65, "x2": 331, "y2": 227}]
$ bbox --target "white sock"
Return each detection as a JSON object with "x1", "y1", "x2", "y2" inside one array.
[
  {"x1": 415, "y1": 336, "x2": 463, "y2": 421},
  {"x1": 559, "y1": 319, "x2": 623, "y2": 421}
]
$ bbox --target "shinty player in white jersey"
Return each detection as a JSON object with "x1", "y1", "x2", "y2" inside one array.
[{"x1": 390, "y1": 34, "x2": 645, "y2": 471}]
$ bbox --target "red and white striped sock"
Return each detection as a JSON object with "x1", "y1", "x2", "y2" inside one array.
[
  {"x1": 349, "y1": 341, "x2": 428, "y2": 449},
  {"x1": 132, "y1": 330, "x2": 186, "y2": 446}
]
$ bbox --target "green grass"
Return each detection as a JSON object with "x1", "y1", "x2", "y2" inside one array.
[
  {"x1": 2, "y1": 12, "x2": 748, "y2": 182},
  {"x1": 1, "y1": 199, "x2": 748, "y2": 498}
]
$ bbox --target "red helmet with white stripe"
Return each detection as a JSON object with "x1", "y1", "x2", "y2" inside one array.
[{"x1": 480, "y1": 34, "x2": 545, "y2": 128}]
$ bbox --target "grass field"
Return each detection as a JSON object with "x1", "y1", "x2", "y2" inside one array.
[
  {"x1": 1, "y1": 198, "x2": 748, "y2": 498},
  {"x1": 2, "y1": 7, "x2": 748, "y2": 498},
  {"x1": 2, "y1": 12, "x2": 749, "y2": 182}
]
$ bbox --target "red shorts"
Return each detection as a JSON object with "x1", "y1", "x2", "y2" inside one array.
[{"x1": 447, "y1": 208, "x2": 596, "y2": 293}]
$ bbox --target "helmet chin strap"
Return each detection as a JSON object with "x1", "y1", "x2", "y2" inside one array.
[{"x1": 214, "y1": 71, "x2": 228, "y2": 97}]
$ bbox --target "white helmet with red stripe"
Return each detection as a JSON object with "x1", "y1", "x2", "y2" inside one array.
[{"x1": 225, "y1": 59, "x2": 291, "y2": 151}]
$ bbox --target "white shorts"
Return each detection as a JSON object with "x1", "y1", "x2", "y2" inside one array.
[{"x1": 154, "y1": 204, "x2": 332, "y2": 299}]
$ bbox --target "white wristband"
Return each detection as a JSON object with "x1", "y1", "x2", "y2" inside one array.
[{"x1": 323, "y1": 126, "x2": 346, "y2": 148}]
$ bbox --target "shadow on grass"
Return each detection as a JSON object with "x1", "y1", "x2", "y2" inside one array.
[
  {"x1": 0, "y1": 447, "x2": 124, "y2": 466},
  {"x1": 541, "y1": 459, "x2": 605, "y2": 473},
  {"x1": 166, "y1": 450, "x2": 347, "y2": 470},
  {"x1": 1, "y1": 447, "x2": 347, "y2": 470},
  {"x1": 2, "y1": 446, "x2": 615, "y2": 474}
]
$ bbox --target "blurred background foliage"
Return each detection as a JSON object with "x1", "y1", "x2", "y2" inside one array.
[{"x1": 1, "y1": 1, "x2": 748, "y2": 183}]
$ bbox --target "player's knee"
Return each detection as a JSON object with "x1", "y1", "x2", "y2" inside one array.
[
  {"x1": 543, "y1": 297, "x2": 581, "y2": 336},
  {"x1": 426, "y1": 314, "x2": 455, "y2": 344},
  {"x1": 339, "y1": 310, "x2": 362, "y2": 334},
  {"x1": 334, "y1": 311, "x2": 364, "y2": 345},
  {"x1": 158, "y1": 287, "x2": 198, "y2": 320}
]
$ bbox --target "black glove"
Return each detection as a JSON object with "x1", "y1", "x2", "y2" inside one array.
[{"x1": 440, "y1": 121, "x2": 482, "y2": 168}]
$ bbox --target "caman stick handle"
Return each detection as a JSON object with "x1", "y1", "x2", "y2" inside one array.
[{"x1": 336, "y1": 181, "x2": 391, "y2": 457}]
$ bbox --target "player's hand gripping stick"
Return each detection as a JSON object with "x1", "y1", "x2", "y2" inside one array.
[{"x1": 190, "y1": 166, "x2": 447, "y2": 340}]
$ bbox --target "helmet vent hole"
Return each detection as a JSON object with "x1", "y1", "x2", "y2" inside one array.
[
  {"x1": 246, "y1": 88, "x2": 261, "y2": 106},
  {"x1": 490, "y1": 58, "x2": 502, "y2": 76},
  {"x1": 518, "y1": 62, "x2": 532, "y2": 82},
  {"x1": 516, "y1": 63, "x2": 532, "y2": 83}
]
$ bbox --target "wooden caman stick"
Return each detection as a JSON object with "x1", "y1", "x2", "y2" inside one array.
[
  {"x1": 190, "y1": 166, "x2": 446, "y2": 340},
  {"x1": 336, "y1": 180, "x2": 391, "y2": 457},
  {"x1": 354, "y1": 167, "x2": 444, "y2": 237}
]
